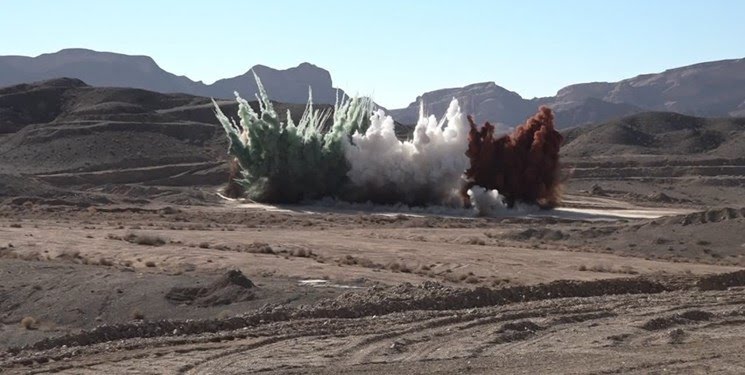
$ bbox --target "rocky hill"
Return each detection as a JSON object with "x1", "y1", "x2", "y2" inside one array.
[
  {"x1": 560, "y1": 111, "x2": 745, "y2": 198},
  {"x1": 562, "y1": 111, "x2": 745, "y2": 159},
  {"x1": 0, "y1": 78, "x2": 329, "y2": 188}
]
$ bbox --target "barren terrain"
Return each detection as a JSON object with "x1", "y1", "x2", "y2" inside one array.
[
  {"x1": 1, "y1": 79, "x2": 744, "y2": 373},
  {"x1": 1, "y1": 184, "x2": 744, "y2": 373}
]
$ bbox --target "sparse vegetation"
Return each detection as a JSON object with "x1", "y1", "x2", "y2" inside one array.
[
  {"x1": 465, "y1": 275, "x2": 480, "y2": 284},
  {"x1": 387, "y1": 261, "x2": 401, "y2": 272},
  {"x1": 463, "y1": 237, "x2": 486, "y2": 245},
  {"x1": 21, "y1": 316, "x2": 37, "y2": 330},
  {"x1": 131, "y1": 308, "x2": 145, "y2": 320},
  {"x1": 669, "y1": 328, "x2": 686, "y2": 344},
  {"x1": 577, "y1": 264, "x2": 639, "y2": 274},
  {"x1": 109, "y1": 232, "x2": 167, "y2": 246},
  {"x1": 98, "y1": 257, "x2": 114, "y2": 266},
  {"x1": 123, "y1": 232, "x2": 167, "y2": 246},
  {"x1": 242, "y1": 242, "x2": 274, "y2": 254},
  {"x1": 337, "y1": 254, "x2": 381, "y2": 268}
]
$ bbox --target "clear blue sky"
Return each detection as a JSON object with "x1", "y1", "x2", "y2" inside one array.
[{"x1": 1, "y1": 0, "x2": 743, "y2": 108}]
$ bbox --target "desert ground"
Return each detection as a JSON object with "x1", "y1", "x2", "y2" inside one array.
[
  {"x1": 1, "y1": 175, "x2": 744, "y2": 374},
  {"x1": 1, "y1": 79, "x2": 744, "y2": 373}
]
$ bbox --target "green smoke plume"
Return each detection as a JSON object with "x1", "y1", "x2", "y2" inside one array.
[{"x1": 213, "y1": 73, "x2": 371, "y2": 202}]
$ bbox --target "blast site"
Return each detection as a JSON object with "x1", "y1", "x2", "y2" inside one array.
[{"x1": 2, "y1": 3, "x2": 745, "y2": 373}]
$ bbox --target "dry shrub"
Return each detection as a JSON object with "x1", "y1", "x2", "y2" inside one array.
[
  {"x1": 293, "y1": 248, "x2": 313, "y2": 258},
  {"x1": 21, "y1": 316, "x2": 37, "y2": 330},
  {"x1": 123, "y1": 232, "x2": 167, "y2": 246},
  {"x1": 463, "y1": 237, "x2": 486, "y2": 246},
  {"x1": 131, "y1": 308, "x2": 145, "y2": 320},
  {"x1": 618, "y1": 265, "x2": 639, "y2": 274},
  {"x1": 444, "y1": 273, "x2": 461, "y2": 283},
  {"x1": 356, "y1": 257, "x2": 379, "y2": 268},
  {"x1": 387, "y1": 262, "x2": 401, "y2": 272},
  {"x1": 244, "y1": 242, "x2": 274, "y2": 254},
  {"x1": 465, "y1": 275, "x2": 480, "y2": 284},
  {"x1": 19, "y1": 251, "x2": 43, "y2": 261},
  {"x1": 338, "y1": 255, "x2": 358, "y2": 266},
  {"x1": 98, "y1": 257, "x2": 114, "y2": 267},
  {"x1": 578, "y1": 264, "x2": 638, "y2": 275},
  {"x1": 337, "y1": 255, "x2": 381, "y2": 269}
]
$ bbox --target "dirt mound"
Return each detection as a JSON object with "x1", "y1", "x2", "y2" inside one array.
[
  {"x1": 18, "y1": 276, "x2": 665, "y2": 352},
  {"x1": 646, "y1": 192, "x2": 684, "y2": 203},
  {"x1": 664, "y1": 207, "x2": 745, "y2": 226},
  {"x1": 303, "y1": 278, "x2": 665, "y2": 319},
  {"x1": 165, "y1": 270, "x2": 256, "y2": 307},
  {"x1": 697, "y1": 270, "x2": 745, "y2": 291},
  {"x1": 640, "y1": 309, "x2": 713, "y2": 331},
  {"x1": 12, "y1": 266, "x2": 745, "y2": 356},
  {"x1": 0, "y1": 174, "x2": 63, "y2": 198}
]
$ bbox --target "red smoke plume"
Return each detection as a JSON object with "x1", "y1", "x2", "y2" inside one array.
[{"x1": 462, "y1": 106, "x2": 564, "y2": 209}]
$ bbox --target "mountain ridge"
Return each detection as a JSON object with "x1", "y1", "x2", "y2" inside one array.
[
  {"x1": 391, "y1": 57, "x2": 745, "y2": 128},
  {"x1": 2, "y1": 49, "x2": 744, "y2": 128},
  {"x1": 0, "y1": 48, "x2": 345, "y2": 105}
]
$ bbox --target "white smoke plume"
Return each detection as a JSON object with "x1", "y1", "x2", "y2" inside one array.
[
  {"x1": 467, "y1": 185, "x2": 509, "y2": 216},
  {"x1": 343, "y1": 99, "x2": 471, "y2": 206}
]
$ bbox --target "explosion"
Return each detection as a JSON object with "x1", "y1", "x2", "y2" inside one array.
[
  {"x1": 462, "y1": 107, "x2": 564, "y2": 209},
  {"x1": 214, "y1": 75, "x2": 564, "y2": 214},
  {"x1": 343, "y1": 100, "x2": 470, "y2": 205},
  {"x1": 213, "y1": 72, "x2": 371, "y2": 203}
]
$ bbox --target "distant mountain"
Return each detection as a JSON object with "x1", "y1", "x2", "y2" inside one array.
[
  {"x1": 3, "y1": 49, "x2": 745, "y2": 129},
  {"x1": 204, "y1": 63, "x2": 341, "y2": 104},
  {"x1": 0, "y1": 49, "x2": 344, "y2": 104},
  {"x1": 555, "y1": 59, "x2": 745, "y2": 117},
  {"x1": 0, "y1": 49, "x2": 203, "y2": 95},
  {"x1": 389, "y1": 82, "x2": 534, "y2": 133},
  {"x1": 390, "y1": 58, "x2": 745, "y2": 129}
]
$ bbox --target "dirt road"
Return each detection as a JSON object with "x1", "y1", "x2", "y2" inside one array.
[{"x1": 3, "y1": 275, "x2": 745, "y2": 374}]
